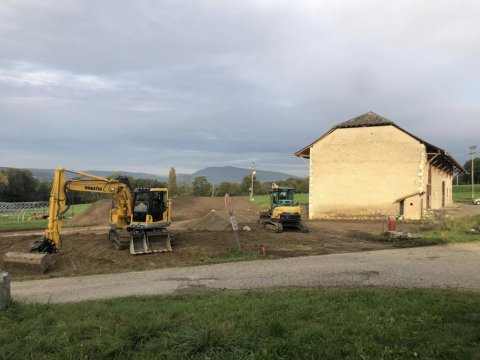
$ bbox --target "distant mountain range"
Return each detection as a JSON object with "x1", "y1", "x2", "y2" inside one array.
[
  {"x1": 190, "y1": 166, "x2": 298, "y2": 184},
  {"x1": 1, "y1": 166, "x2": 300, "y2": 184}
]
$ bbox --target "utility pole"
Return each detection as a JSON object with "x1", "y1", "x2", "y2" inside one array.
[
  {"x1": 250, "y1": 162, "x2": 256, "y2": 201},
  {"x1": 469, "y1": 145, "x2": 477, "y2": 200}
]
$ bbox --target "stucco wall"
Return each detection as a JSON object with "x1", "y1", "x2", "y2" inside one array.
[
  {"x1": 428, "y1": 165, "x2": 453, "y2": 209},
  {"x1": 402, "y1": 194, "x2": 423, "y2": 220},
  {"x1": 309, "y1": 125, "x2": 425, "y2": 219}
]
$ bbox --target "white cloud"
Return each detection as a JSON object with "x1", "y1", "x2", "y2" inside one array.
[{"x1": 0, "y1": 63, "x2": 116, "y2": 90}]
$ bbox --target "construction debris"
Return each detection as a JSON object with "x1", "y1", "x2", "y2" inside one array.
[{"x1": 384, "y1": 231, "x2": 421, "y2": 240}]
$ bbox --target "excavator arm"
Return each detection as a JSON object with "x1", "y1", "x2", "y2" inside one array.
[{"x1": 32, "y1": 167, "x2": 133, "y2": 253}]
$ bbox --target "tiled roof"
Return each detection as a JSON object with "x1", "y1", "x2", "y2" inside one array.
[{"x1": 334, "y1": 112, "x2": 393, "y2": 128}]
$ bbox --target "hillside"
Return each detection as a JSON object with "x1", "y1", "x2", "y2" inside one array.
[
  {"x1": 1, "y1": 166, "x2": 299, "y2": 184},
  {"x1": 191, "y1": 166, "x2": 299, "y2": 184}
]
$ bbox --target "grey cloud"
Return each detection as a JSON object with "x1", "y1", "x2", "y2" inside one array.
[{"x1": 0, "y1": 0, "x2": 479, "y2": 175}]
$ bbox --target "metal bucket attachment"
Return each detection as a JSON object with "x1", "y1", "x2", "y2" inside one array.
[
  {"x1": 130, "y1": 229, "x2": 149, "y2": 255},
  {"x1": 146, "y1": 229, "x2": 172, "y2": 253},
  {"x1": 3, "y1": 252, "x2": 55, "y2": 274}
]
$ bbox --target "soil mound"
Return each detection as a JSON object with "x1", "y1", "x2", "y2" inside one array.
[
  {"x1": 69, "y1": 199, "x2": 112, "y2": 226},
  {"x1": 171, "y1": 197, "x2": 259, "y2": 221},
  {"x1": 171, "y1": 197, "x2": 259, "y2": 231},
  {"x1": 68, "y1": 197, "x2": 260, "y2": 230},
  {"x1": 171, "y1": 210, "x2": 231, "y2": 232}
]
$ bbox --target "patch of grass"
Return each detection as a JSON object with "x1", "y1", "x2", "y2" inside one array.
[
  {"x1": 0, "y1": 204, "x2": 93, "y2": 232},
  {"x1": 200, "y1": 249, "x2": 276, "y2": 265},
  {"x1": 1, "y1": 288, "x2": 480, "y2": 359},
  {"x1": 246, "y1": 193, "x2": 309, "y2": 208},
  {"x1": 417, "y1": 215, "x2": 480, "y2": 245},
  {"x1": 453, "y1": 184, "x2": 480, "y2": 202}
]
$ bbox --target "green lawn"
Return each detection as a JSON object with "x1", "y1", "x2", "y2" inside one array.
[
  {"x1": 0, "y1": 203, "x2": 92, "y2": 232},
  {"x1": 245, "y1": 193, "x2": 309, "y2": 208},
  {"x1": 1, "y1": 288, "x2": 479, "y2": 359},
  {"x1": 453, "y1": 185, "x2": 480, "y2": 202}
]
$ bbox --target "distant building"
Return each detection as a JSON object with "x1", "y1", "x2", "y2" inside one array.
[{"x1": 294, "y1": 112, "x2": 464, "y2": 220}]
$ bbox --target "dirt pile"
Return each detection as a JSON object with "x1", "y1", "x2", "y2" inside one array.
[
  {"x1": 171, "y1": 197, "x2": 259, "y2": 221},
  {"x1": 68, "y1": 199, "x2": 112, "y2": 226},
  {"x1": 171, "y1": 197, "x2": 259, "y2": 232},
  {"x1": 67, "y1": 197, "x2": 260, "y2": 230},
  {"x1": 171, "y1": 210, "x2": 231, "y2": 232}
]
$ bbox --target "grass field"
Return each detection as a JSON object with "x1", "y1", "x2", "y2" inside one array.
[
  {"x1": 1, "y1": 288, "x2": 479, "y2": 359},
  {"x1": 247, "y1": 193, "x2": 309, "y2": 208},
  {"x1": 453, "y1": 184, "x2": 480, "y2": 202},
  {"x1": 0, "y1": 204, "x2": 92, "y2": 232}
]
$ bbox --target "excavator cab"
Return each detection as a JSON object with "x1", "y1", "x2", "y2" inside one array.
[
  {"x1": 129, "y1": 188, "x2": 172, "y2": 255},
  {"x1": 271, "y1": 187, "x2": 294, "y2": 209},
  {"x1": 132, "y1": 189, "x2": 168, "y2": 222},
  {"x1": 259, "y1": 183, "x2": 308, "y2": 233}
]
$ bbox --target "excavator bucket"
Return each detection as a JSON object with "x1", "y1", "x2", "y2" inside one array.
[
  {"x1": 146, "y1": 229, "x2": 172, "y2": 253},
  {"x1": 2, "y1": 252, "x2": 55, "y2": 274},
  {"x1": 130, "y1": 229, "x2": 149, "y2": 255},
  {"x1": 129, "y1": 228, "x2": 172, "y2": 255}
]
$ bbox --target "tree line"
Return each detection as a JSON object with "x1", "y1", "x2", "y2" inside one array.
[
  {"x1": 0, "y1": 167, "x2": 308, "y2": 203},
  {"x1": 457, "y1": 157, "x2": 480, "y2": 185}
]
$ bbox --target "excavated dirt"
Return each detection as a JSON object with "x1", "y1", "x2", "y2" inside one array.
[{"x1": 0, "y1": 197, "x2": 428, "y2": 280}]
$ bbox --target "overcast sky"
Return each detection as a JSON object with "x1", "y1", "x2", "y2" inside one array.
[{"x1": 0, "y1": 0, "x2": 479, "y2": 177}]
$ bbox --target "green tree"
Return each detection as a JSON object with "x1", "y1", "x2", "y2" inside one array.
[
  {"x1": 133, "y1": 178, "x2": 167, "y2": 189},
  {"x1": 1, "y1": 168, "x2": 40, "y2": 201},
  {"x1": 168, "y1": 167, "x2": 177, "y2": 197},
  {"x1": 192, "y1": 176, "x2": 212, "y2": 196},
  {"x1": 459, "y1": 157, "x2": 480, "y2": 185},
  {"x1": 215, "y1": 182, "x2": 241, "y2": 196},
  {"x1": 176, "y1": 183, "x2": 192, "y2": 197},
  {"x1": 240, "y1": 175, "x2": 261, "y2": 196},
  {"x1": 36, "y1": 181, "x2": 52, "y2": 201},
  {"x1": 0, "y1": 172, "x2": 8, "y2": 200}
]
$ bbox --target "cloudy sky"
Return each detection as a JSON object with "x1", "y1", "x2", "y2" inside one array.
[{"x1": 0, "y1": 0, "x2": 479, "y2": 177}]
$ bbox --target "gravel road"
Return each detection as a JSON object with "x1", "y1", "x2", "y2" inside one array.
[{"x1": 11, "y1": 242, "x2": 480, "y2": 303}]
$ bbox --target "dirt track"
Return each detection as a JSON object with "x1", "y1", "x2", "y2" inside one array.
[{"x1": 0, "y1": 197, "x2": 430, "y2": 280}]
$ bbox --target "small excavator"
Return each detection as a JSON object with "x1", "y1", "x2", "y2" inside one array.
[
  {"x1": 259, "y1": 183, "x2": 308, "y2": 233},
  {"x1": 3, "y1": 167, "x2": 172, "y2": 273}
]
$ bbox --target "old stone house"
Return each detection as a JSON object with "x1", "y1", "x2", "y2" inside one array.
[{"x1": 294, "y1": 112, "x2": 464, "y2": 220}]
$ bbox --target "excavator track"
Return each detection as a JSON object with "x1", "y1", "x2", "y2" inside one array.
[
  {"x1": 109, "y1": 227, "x2": 130, "y2": 250},
  {"x1": 264, "y1": 221, "x2": 283, "y2": 233}
]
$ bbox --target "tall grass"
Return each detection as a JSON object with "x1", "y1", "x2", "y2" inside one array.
[
  {"x1": 416, "y1": 215, "x2": 480, "y2": 245},
  {"x1": 1, "y1": 288, "x2": 479, "y2": 359}
]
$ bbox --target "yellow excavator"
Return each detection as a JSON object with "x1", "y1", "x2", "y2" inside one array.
[
  {"x1": 259, "y1": 183, "x2": 308, "y2": 233},
  {"x1": 4, "y1": 167, "x2": 172, "y2": 272}
]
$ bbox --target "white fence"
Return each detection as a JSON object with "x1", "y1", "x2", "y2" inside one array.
[{"x1": 0, "y1": 201, "x2": 50, "y2": 222}]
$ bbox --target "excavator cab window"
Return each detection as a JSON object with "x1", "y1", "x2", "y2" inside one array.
[
  {"x1": 149, "y1": 191, "x2": 166, "y2": 222},
  {"x1": 133, "y1": 191, "x2": 149, "y2": 222},
  {"x1": 272, "y1": 188, "x2": 294, "y2": 208}
]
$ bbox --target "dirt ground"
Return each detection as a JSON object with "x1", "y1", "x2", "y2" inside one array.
[{"x1": 0, "y1": 197, "x2": 438, "y2": 280}]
